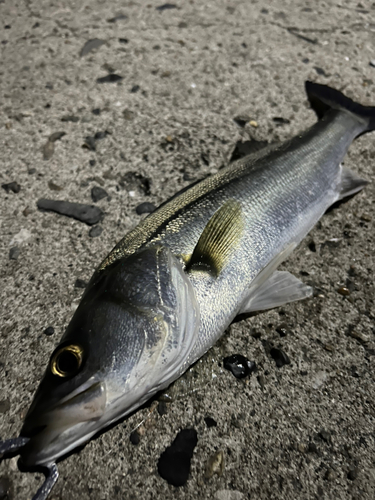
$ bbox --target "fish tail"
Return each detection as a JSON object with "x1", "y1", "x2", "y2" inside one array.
[{"x1": 305, "y1": 81, "x2": 375, "y2": 136}]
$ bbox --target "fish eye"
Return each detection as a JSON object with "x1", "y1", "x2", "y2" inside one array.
[{"x1": 50, "y1": 344, "x2": 84, "y2": 378}]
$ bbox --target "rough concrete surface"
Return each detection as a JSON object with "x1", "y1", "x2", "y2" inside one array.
[{"x1": 0, "y1": 1, "x2": 374, "y2": 499}]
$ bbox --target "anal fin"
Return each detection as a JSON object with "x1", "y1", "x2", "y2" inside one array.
[
  {"x1": 338, "y1": 166, "x2": 368, "y2": 201},
  {"x1": 239, "y1": 270, "x2": 313, "y2": 314}
]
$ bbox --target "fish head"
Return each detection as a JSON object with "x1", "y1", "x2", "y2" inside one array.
[{"x1": 20, "y1": 245, "x2": 199, "y2": 467}]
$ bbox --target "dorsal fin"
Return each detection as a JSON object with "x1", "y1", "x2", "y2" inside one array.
[{"x1": 186, "y1": 199, "x2": 244, "y2": 276}]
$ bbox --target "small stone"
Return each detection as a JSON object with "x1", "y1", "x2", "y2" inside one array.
[
  {"x1": 43, "y1": 326, "x2": 54, "y2": 336},
  {"x1": 2, "y1": 181, "x2": 21, "y2": 193},
  {"x1": 37, "y1": 199, "x2": 104, "y2": 225},
  {"x1": 0, "y1": 400, "x2": 10, "y2": 414},
  {"x1": 48, "y1": 180, "x2": 63, "y2": 191},
  {"x1": 273, "y1": 117, "x2": 290, "y2": 126},
  {"x1": 130, "y1": 84, "x2": 140, "y2": 93},
  {"x1": 129, "y1": 430, "x2": 140, "y2": 445},
  {"x1": 61, "y1": 115, "x2": 79, "y2": 122},
  {"x1": 275, "y1": 324, "x2": 289, "y2": 337},
  {"x1": 369, "y1": 60, "x2": 375, "y2": 68},
  {"x1": 74, "y1": 279, "x2": 87, "y2": 289},
  {"x1": 270, "y1": 347, "x2": 290, "y2": 368},
  {"x1": 123, "y1": 109, "x2": 135, "y2": 120},
  {"x1": 91, "y1": 186, "x2": 108, "y2": 202},
  {"x1": 119, "y1": 38, "x2": 129, "y2": 43},
  {"x1": 89, "y1": 225, "x2": 103, "y2": 238},
  {"x1": 347, "y1": 467, "x2": 359, "y2": 481},
  {"x1": 92, "y1": 108, "x2": 101, "y2": 115},
  {"x1": 156, "y1": 3, "x2": 178, "y2": 11},
  {"x1": 307, "y1": 442, "x2": 318, "y2": 453},
  {"x1": 97, "y1": 74, "x2": 123, "y2": 84},
  {"x1": 223, "y1": 354, "x2": 256, "y2": 379},
  {"x1": 95, "y1": 131, "x2": 109, "y2": 140},
  {"x1": 107, "y1": 13, "x2": 127, "y2": 22},
  {"x1": 0, "y1": 476, "x2": 11, "y2": 499},
  {"x1": 9, "y1": 246, "x2": 20, "y2": 260},
  {"x1": 319, "y1": 430, "x2": 331, "y2": 443},
  {"x1": 83, "y1": 136, "x2": 96, "y2": 151},
  {"x1": 157, "y1": 401, "x2": 168, "y2": 416},
  {"x1": 249, "y1": 120, "x2": 258, "y2": 127},
  {"x1": 80, "y1": 39, "x2": 106, "y2": 57},
  {"x1": 49, "y1": 131, "x2": 66, "y2": 143},
  {"x1": 314, "y1": 67, "x2": 328, "y2": 76},
  {"x1": 360, "y1": 212, "x2": 371, "y2": 222},
  {"x1": 204, "y1": 450, "x2": 225, "y2": 479},
  {"x1": 348, "y1": 330, "x2": 369, "y2": 343},
  {"x1": 42, "y1": 140, "x2": 55, "y2": 160},
  {"x1": 204, "y1": 417, "x2": 217, "y2": 428},
  {"x1": 135, "y1": 202, "x2": 156, "y2": 215},
  {"x1": 157, "y1": 429, "x2": 197, "y2": 486},
  {"x1": 337, "y1": 286, "x2": 350, "y2": 296},
  {"x1": 324, "y1": 468, "x2": 337, "y2": 481}
]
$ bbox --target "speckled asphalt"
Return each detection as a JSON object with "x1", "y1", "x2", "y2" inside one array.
[{"x1": 0, "y1": 1, "x2": 374, "y2": 499}]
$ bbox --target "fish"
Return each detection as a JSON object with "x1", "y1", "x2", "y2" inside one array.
[{"x1": 0, "y1": 81, "x2": 374, "y2": 499}]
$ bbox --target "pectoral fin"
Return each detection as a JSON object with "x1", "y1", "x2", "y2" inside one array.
[
  {"x1": 239, "y1": 270, "x2": 313, "y2": 314},
  {"x1": 338, "y1": 166, "x2": 368, "y2": 200},
  {"x1": 186, "y1": 199, "x2": 244, "y2": 276}
]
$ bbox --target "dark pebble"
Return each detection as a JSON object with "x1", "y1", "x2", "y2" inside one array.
[
  {"x1": 74, "y1": 278, "x2": 87, "y2": 289},
  {"x1": 92, "y1": 108, "x2": 101, "y2": 115},
  {"x1": 0, "y1": 400, "x2": 10, "y2": 414},
  {"x1": 89, "y1": 159, "x2": 96, "y2": 167},
  {"x1": 43, "y1": 141, "x2": 55, "y2": 160},
  {"x1": 347, "y1": 467, "x2": 359, "y2": 481},
  {"x1": 308, "y1": 240, "x2": 316, "y2": 252},
  {"x1": 80, "y1": 38, "x2": 106, "y2": 57},
  {"x1": 83, "y1": 136, "x2": 97, "y2": 151},
  {"x1": 130, "y1": 85, "x2": 140, "y2": 93},
  {"x1": 89, "y1": 225, "x2": 103, "y2": 238},
  {"x1": 119, "y1": 38, "x2": 129, "y2": 43},
  {"x1": 302, "y1": 57, "x2": 310, "y2": 63},
  {"x1": 314, "y1": 66, "x2": 328, "y2": 76},
  {"x1": 230, "y1": 140, "x2": 268, "y2": 162},
  {"x1": 129, "y1": 430, "x2": 140, "y2": 445},
  {"x1": 94, "y1": 131, "x2": 109, "y2": 140},
  {"x1": 97, "y1": 74, "x2": 123, "y2": 84},
  {"x1": 319, "y1": 429, "x2": 331, "y2": 443},
  {"x1": 201, "y1": 152, "x2": 209, "y2": 165},
  {"x1": 9, "y1": 246, "x2": 20, "y2": 260},
  {"x1": 157, "y1": 401, "x2": 168, "y2": 416},
  {"x1": 233, "y1": 114, "x2": 250, "y2": 127},
  {"x1": 136, "y1": 202, "x2": 156, "y2": 215},
  {"x1": 48, "y1": 180, "x2": 63, "y2": 191},
  {"x1": 37, "y1": 199, "x2": 104, "y2": 225},
  {"x1": 49, "y1": 131, "x2": 66, "y2": 143},
  {"x1": 156, "y1": 3, "x2": 177, "y2": 10},
  {"x1": 2, "y1": 181, "x2": 21, "y2": 193},
  {"x1": 120, "y1": 172, "x2": 151, "y2": 195},
  {"x1": 307, "y1": 442, "x2": 318, "y2": 453},
  {"x1": 91, "y1": 186, "x2": 108, "y2": 202},
  {"x1": 61, "y1": 115, "x2": 79, "y2": 123},
  {"x1": 43, "y1": 326, "x2": 54, "y2": 336},
  {"x1": 273, "y1": 117, "x2": 291, "y2": 126},
  {"x1": 157, "y1": 429, "x2": 197, "y2": 487},
  {"x1": 0, "y1": 476, "x2": 11, "y2": 499},
  {"x1": 223, "y1": 354, "x2": 257, "y2": 379},
  {"x1": 204, "y1": 417, "x2": 217, "y2": 428},
  {"x1": 107, "y1": 13, "x2": 127, "y2": 23},
  {"x1": 270, "y1": 347, "x2": 291, "y2": 368},
  {"x1": 275, "y1": 324, "x2": 289, "y2": 337}
]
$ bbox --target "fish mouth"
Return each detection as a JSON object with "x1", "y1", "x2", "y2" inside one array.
[{"x1": 20, "y1": 379, "x2": 107, "y2": 467}]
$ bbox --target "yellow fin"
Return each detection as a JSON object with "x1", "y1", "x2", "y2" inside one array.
[{"x1": 187, "y1": 199, "x2": 244, "y2": 276}]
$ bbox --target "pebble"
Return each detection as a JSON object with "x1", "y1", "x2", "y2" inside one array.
[
  {"x1": 337, "y1": 286, "x2": 350, "y2": 296},
  {"x1": 129, "y1": 430, "x2": 140, "y2": 445},
  {"x1": 61, "y1": 115, "x2": 79, "y2": 123},
  {"x1": 89, "y1": 225, "x2": 103, "y2": 238},
  {"x1": 205, "y1": 450, "x2": 225, "y2": 479},
  {"x1": 107, "y1": 13, "x2": 127, "y2": 22},
  {"x1": 0, "y1": 400, "x2": 10, "y2": 413},
  {"x1": 49, "y1": 131, "x2": 66, "y2": 143},
  {"x1": 275, "y1": 324, "x2": 289, "y2": 337},
  {"x1": 42, "y1": 140, "x2": 55, "y2": 160},
  {"x1": 270, "y1": 347, "x2": 290, "y2": 368},
  {"x1": 130, "y1": 84, "x2": 140, "y2": 93},
  {"x1": 347, "y1": 466, "x2": 359, "y2": 481},
  {"x1": 119, "y1": 38, "x2": 129, "y2": 44},
  {"x1": 2, "y1": 181, "x2": 20, "y2": 193},
  {"x1": 324, "y1": 468, "x2": 337, "y2": 481},
  {"x1": 314, "y1": 67, "x2": 328, "y2": 76},
  {"x1": 48, "y1": 180, "x2": 63, "y2": 191},
  {"x1": 91, "y1": 186, "x2": 108, "y2": 202},
  {"x1": 97, "y1": 74, "x2": 123, "y2": 84},
  {"x1": 157, "y1": 401, "x2": 168, "y2": 416},
  {"x1": 92, "y1": 108, "x2": 101, "y2": 115},
  {"x1": 37, "y1": 199, "x2": 104, "y2": 225},
  {"x1": 9, "y1": 246, "x2": 20, "y2": 260},
  {"x1": 0, "y1": 477, "x2": 11, "y2": 499},
  {"x1": 74, "y1": 279, "x2": 87, "y2": 289},
  {"x1": 136, "y1": 202, "x2": 156, "y2": 215},
  {"x1": 157, "y1": 428, "x2": 198, "y2": 486},
  {"x1": 348, "y1": 330, "x2": 369, "y2": 343},
  {"x1": 370, "y1": 60, "x2": 375, "y2": 68},
  {"x1": 223, "y1": 354, "x2": 256, "y2": 379},
  {"x1": 120, "y1": 172, "x2": 151, "y2": 195},
  {"x1": 249, "y1": 120, "x2": 258, "y2": 127},
  {"x1": 123, "y1": 109, "x2": 135, "y2": 120},
  {"x1": 83, "y1": 136, "x2": 97, "y2": 151},
  {"x1": 156, "y1": 3, "x2": 178, "y2": 11},
  {"x1": 319, "y1": 429, "x2": 331, "y2": 443},
  {"x1": 80, "y1": 39, "x2": 106, "y2": 57},
  {"x1": 43, "y1": 326, "x2": 54, "y2": 336}
]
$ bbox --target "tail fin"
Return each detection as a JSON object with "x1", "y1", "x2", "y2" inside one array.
[{"x1": 305, "y1": 81, "x2": 375, "y2": 135}]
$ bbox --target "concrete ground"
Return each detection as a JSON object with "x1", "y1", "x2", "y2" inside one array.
[{"x1": 0, "y1": 0, "x2": 374, "y2": 499}]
